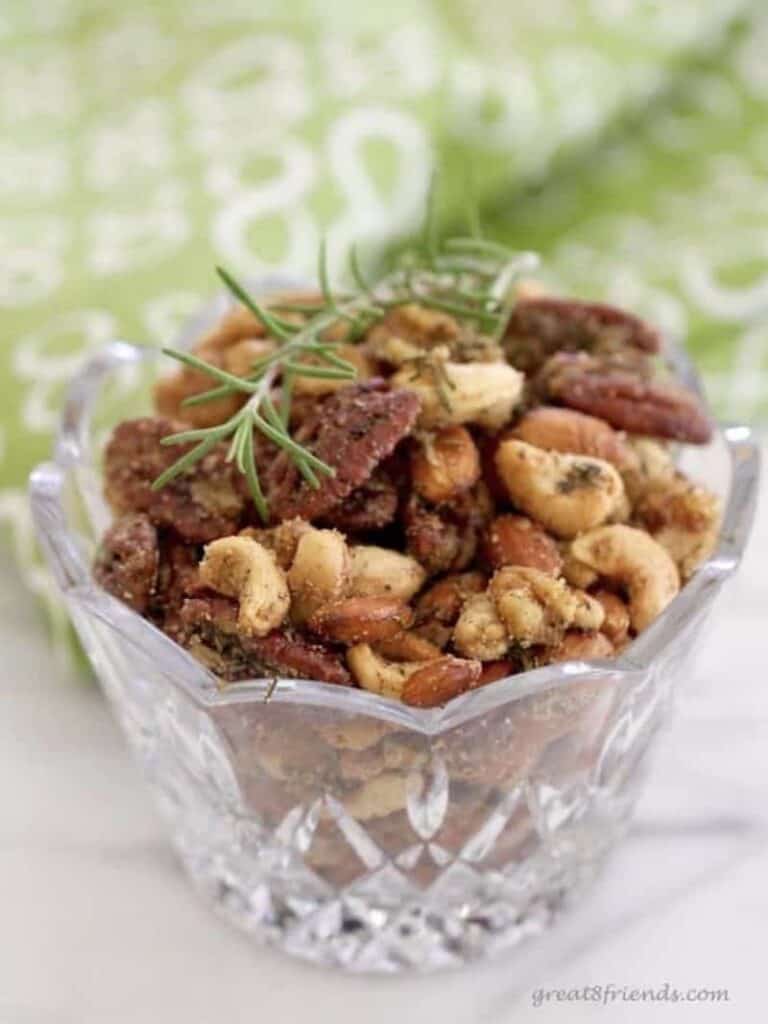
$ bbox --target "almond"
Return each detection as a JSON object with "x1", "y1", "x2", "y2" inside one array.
[
  {"x1": 482, "y1": 514, "x2": 562, "y2": 574},
  {"x1": 374, "y1": 631, "x2": 443, "y2": 662},
  {"x1": 411, "y1": 425, "x2": 481, "y2": 504},
  {"x1": 308, "y1": 596, "x2": 413, "y2": 645},
  {"x1": 477, "y1": 659, "x2": 516, "y2": 686},
  {"x1": 511, "y1": 406, "x2": 636, "y2": 469},
  {"x1": 401, "y1": 655, "x2": 482, "y2": 708},
  {"x1": 415, "y1": 571, "x2": 487, "y2": 625}
]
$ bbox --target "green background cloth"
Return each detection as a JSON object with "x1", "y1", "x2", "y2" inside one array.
[{"x1": 2, "y1": 0, "x2": 767, "y2": 655}]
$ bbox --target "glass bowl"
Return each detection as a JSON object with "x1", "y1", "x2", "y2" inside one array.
[{"x1": 29, "y1": 276, "x2": 760, "y2": 972}]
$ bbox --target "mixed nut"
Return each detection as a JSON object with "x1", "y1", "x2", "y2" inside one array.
[{"x1": 94, "y1": 286, "x2": 720, "y2": 708}]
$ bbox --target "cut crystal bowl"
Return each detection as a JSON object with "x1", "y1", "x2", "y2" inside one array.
[{"x1": 29, "y1": 276, "x2": 760, "y2": 972}]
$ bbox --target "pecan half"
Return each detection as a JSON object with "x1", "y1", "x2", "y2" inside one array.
[
  {"x1": 93, "y1": 514, "x2": 159, "y2": 613},
  {"x1": 265, "y1": 382, "x2": 420, "y2": 522},
  {"x1": 318, "y1": 467, "x2": 399, "y2": 533},
  {"x1": 504, "y1": 296, "x2": 660, "y2": 374},
  {"x1": 104, "y1": 417, "x2": 246, "y2": 541},
  {"x1": 539, "y1": 352, "x2": 712, "y2": 444},
  {"x1": 151, "y1": 535, "x2": 202, "y2": 639},
  {"x1": 404, "y1": 482, "x2": 493, "y2": 575},
  {"x1": 179, "y1": 595, "x2": 352, "y2": 685}
]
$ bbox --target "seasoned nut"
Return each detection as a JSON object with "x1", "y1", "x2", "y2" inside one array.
[
  {"x1": 477, "y1": 659, "x2": 517, "y2": 686},
  {"x1": 338, "y1": 736, "x2": 426, "y2": 783},
  {"x1": 545, "y1": 630, "x2": 615, "y2": 663},
  {"x1": 344, "y1": 772, "x2": 408, "y2": 820},
  {"x1": 308, "y1": 596, "x2": 413, "y2": 645},
  {"x1": 313, "y1": 718, "x2": 394, "y2": 751},
  {"x1": 374, "y1": 631, "x2": 443, "y2": 662},
  {"x1": 622, "y1": 437, "x2": 675, "y2": 502},
  {"x1": 347, "y1": 644, "x2": 427, "y2": 700},
  {"x1": 511, "y1": 406, "x2": 636, "y2": 470},
  {"x1": 634, "y1": 475, "x2": 721, "y2": 579},
  {"x1": 93, "y1": 514, "x2": 159, "y2": 613},
  {"x1": 152, "y1": 536, "x2": 202, "y2": 640},
  {"x1": 571, "y1": 524, "x2": 680, "y2": 632},
  {"x1": 482, "y1": 514, "x2": 562, "y2": 574},
  {"x1": 265, "y1": 382, "x2": 420, "y2": 522},
  {"x1": 154, "y1": 320, "x2": 274, "y2": 428},
  {"x1": 392, "y1": 359, "x2": 524, "y2": 431},
  {"x1": 405, "y1": 483, "x2": 493, "y2": 574},
  {"x1": 198, "y1": 304, "x2": 267, "y2": 350},
  {"x1": 287, "y1": 528, "x2": 350, "y2": 623},
  {"x1": 593, "y1": 590, "x2": 631, "y2": 647},
  {"x1": 495, "y1": 439, "x2": 625, "y2": 539},
  {"x1": 453, "y1": 592, "x2": 508, "y2": 660},
  {"x1": 489, "y1": 566, "x2": 604, "y2": 646},
  {"x1": 401, "y1": 655, "x2": 482, "y2": 707},
  {"x1": 504, "y1": 295, "x2": 660, "y2": 375},
  {"x1": 199, "y1": 535, "x2": 290, "y2": 637},
  {"x1": 292, "y1": 344, "x2": 373, "y2": 397},
  {"x1": 411, "y1": 425, "x2": 481, "y2": 504},
  {"x1": 103, "y1": 417, "x2": 245, "y2": 542},
  {"x1": 180, "y1": 595, "x2": 351, "y2": 684},
  {"x1": 560, "y1": 548, "x2": 598, "y2": 589},
  {"x1": 540, "y1": 351, "x2": 712, "y2": 444},
  {"x1": 239, "y1": 517, "x2": 312, "y2": 570},
  {"x1": 366, "y1": 303, "x2": 460, "y2": 365},
  {"x1": 247, "y1": 629, "x2": 352, "y2": 684},
  {"x1": 415, "y1": 571, "x2": 487, "y2": 625},
  {"x1": 348, "y1": 545, "x2": 426, "y2": 602},
  {"x1": 319, "y1": 468, "x2": 398, "y2": 532}
]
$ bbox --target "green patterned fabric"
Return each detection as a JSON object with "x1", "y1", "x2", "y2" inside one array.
[{"x1": 2, "y1": 1, "x2": 766, "y2": 651}]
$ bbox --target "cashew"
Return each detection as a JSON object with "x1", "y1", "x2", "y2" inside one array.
[
  {"x1": 593, "y1": 590, "x2": 631, "y2": 647},
  {"x1": 343, "y1": 772, "x2": 407, "y2": 820},
  {"x1": 346, "y1": 643, "x2": 428, "y2": 700},
  {"x1": 198, "y1": 535, "x2": 290, "y2": 637},
  {"x1": 348, "y1": 545, "x2": 426, "y2": 601},
  {"x1": 453, "y1": 593, "x2": 509, "y2": 660},
  {"x1": 240, "y1": 517, "x2": 312, "y2": 570},
  {"x1": 489, "y1": 566, "x2": 604, "y2": 646},
  {"x1": 571, "y1": 524, "x2": 680, "y2": 632},
  {"x1": 634, "y1": 475, "x2": 721, "y2": 580},
  {"x1": 392, "y1": 359, "x2": 524, "y2": 430},
  {"x1": 291, "y1": 344, "x2": 373, "y2": 397},
  {"x1": 622, "y1": 437, "x2": 675, "y2": 502},
  {"x1": 366, "y1": 303, "x2": 459, "y2": 366},
  {"x1": 287, "y1": 528, "x2": 350, "y2": 623},
  {"x1": 411, "y1": 425, "x2": 481, "y2": 503},
  {"x1": 313, "y1": 718, "x2": 393, "y2": 751},
  {"x1": 560, "y1": 547, "x2": 599, "y2": 589},
  {"x1": 495, "y1": 439, "x2": 625, "y2": 539}
]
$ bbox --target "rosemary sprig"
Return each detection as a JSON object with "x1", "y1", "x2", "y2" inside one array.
[{"x1": 151, "y1": 185, "x2": 539, "y2": 521}]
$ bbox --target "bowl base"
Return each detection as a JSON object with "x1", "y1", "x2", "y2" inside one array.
[{"x1": 180, "y1": 844, "x2": 606, "y2": 973}]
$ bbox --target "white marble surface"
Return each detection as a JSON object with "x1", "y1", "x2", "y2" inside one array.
[{"x1": 2, "y1": 468, "x2": 767, "y2": 1023}]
